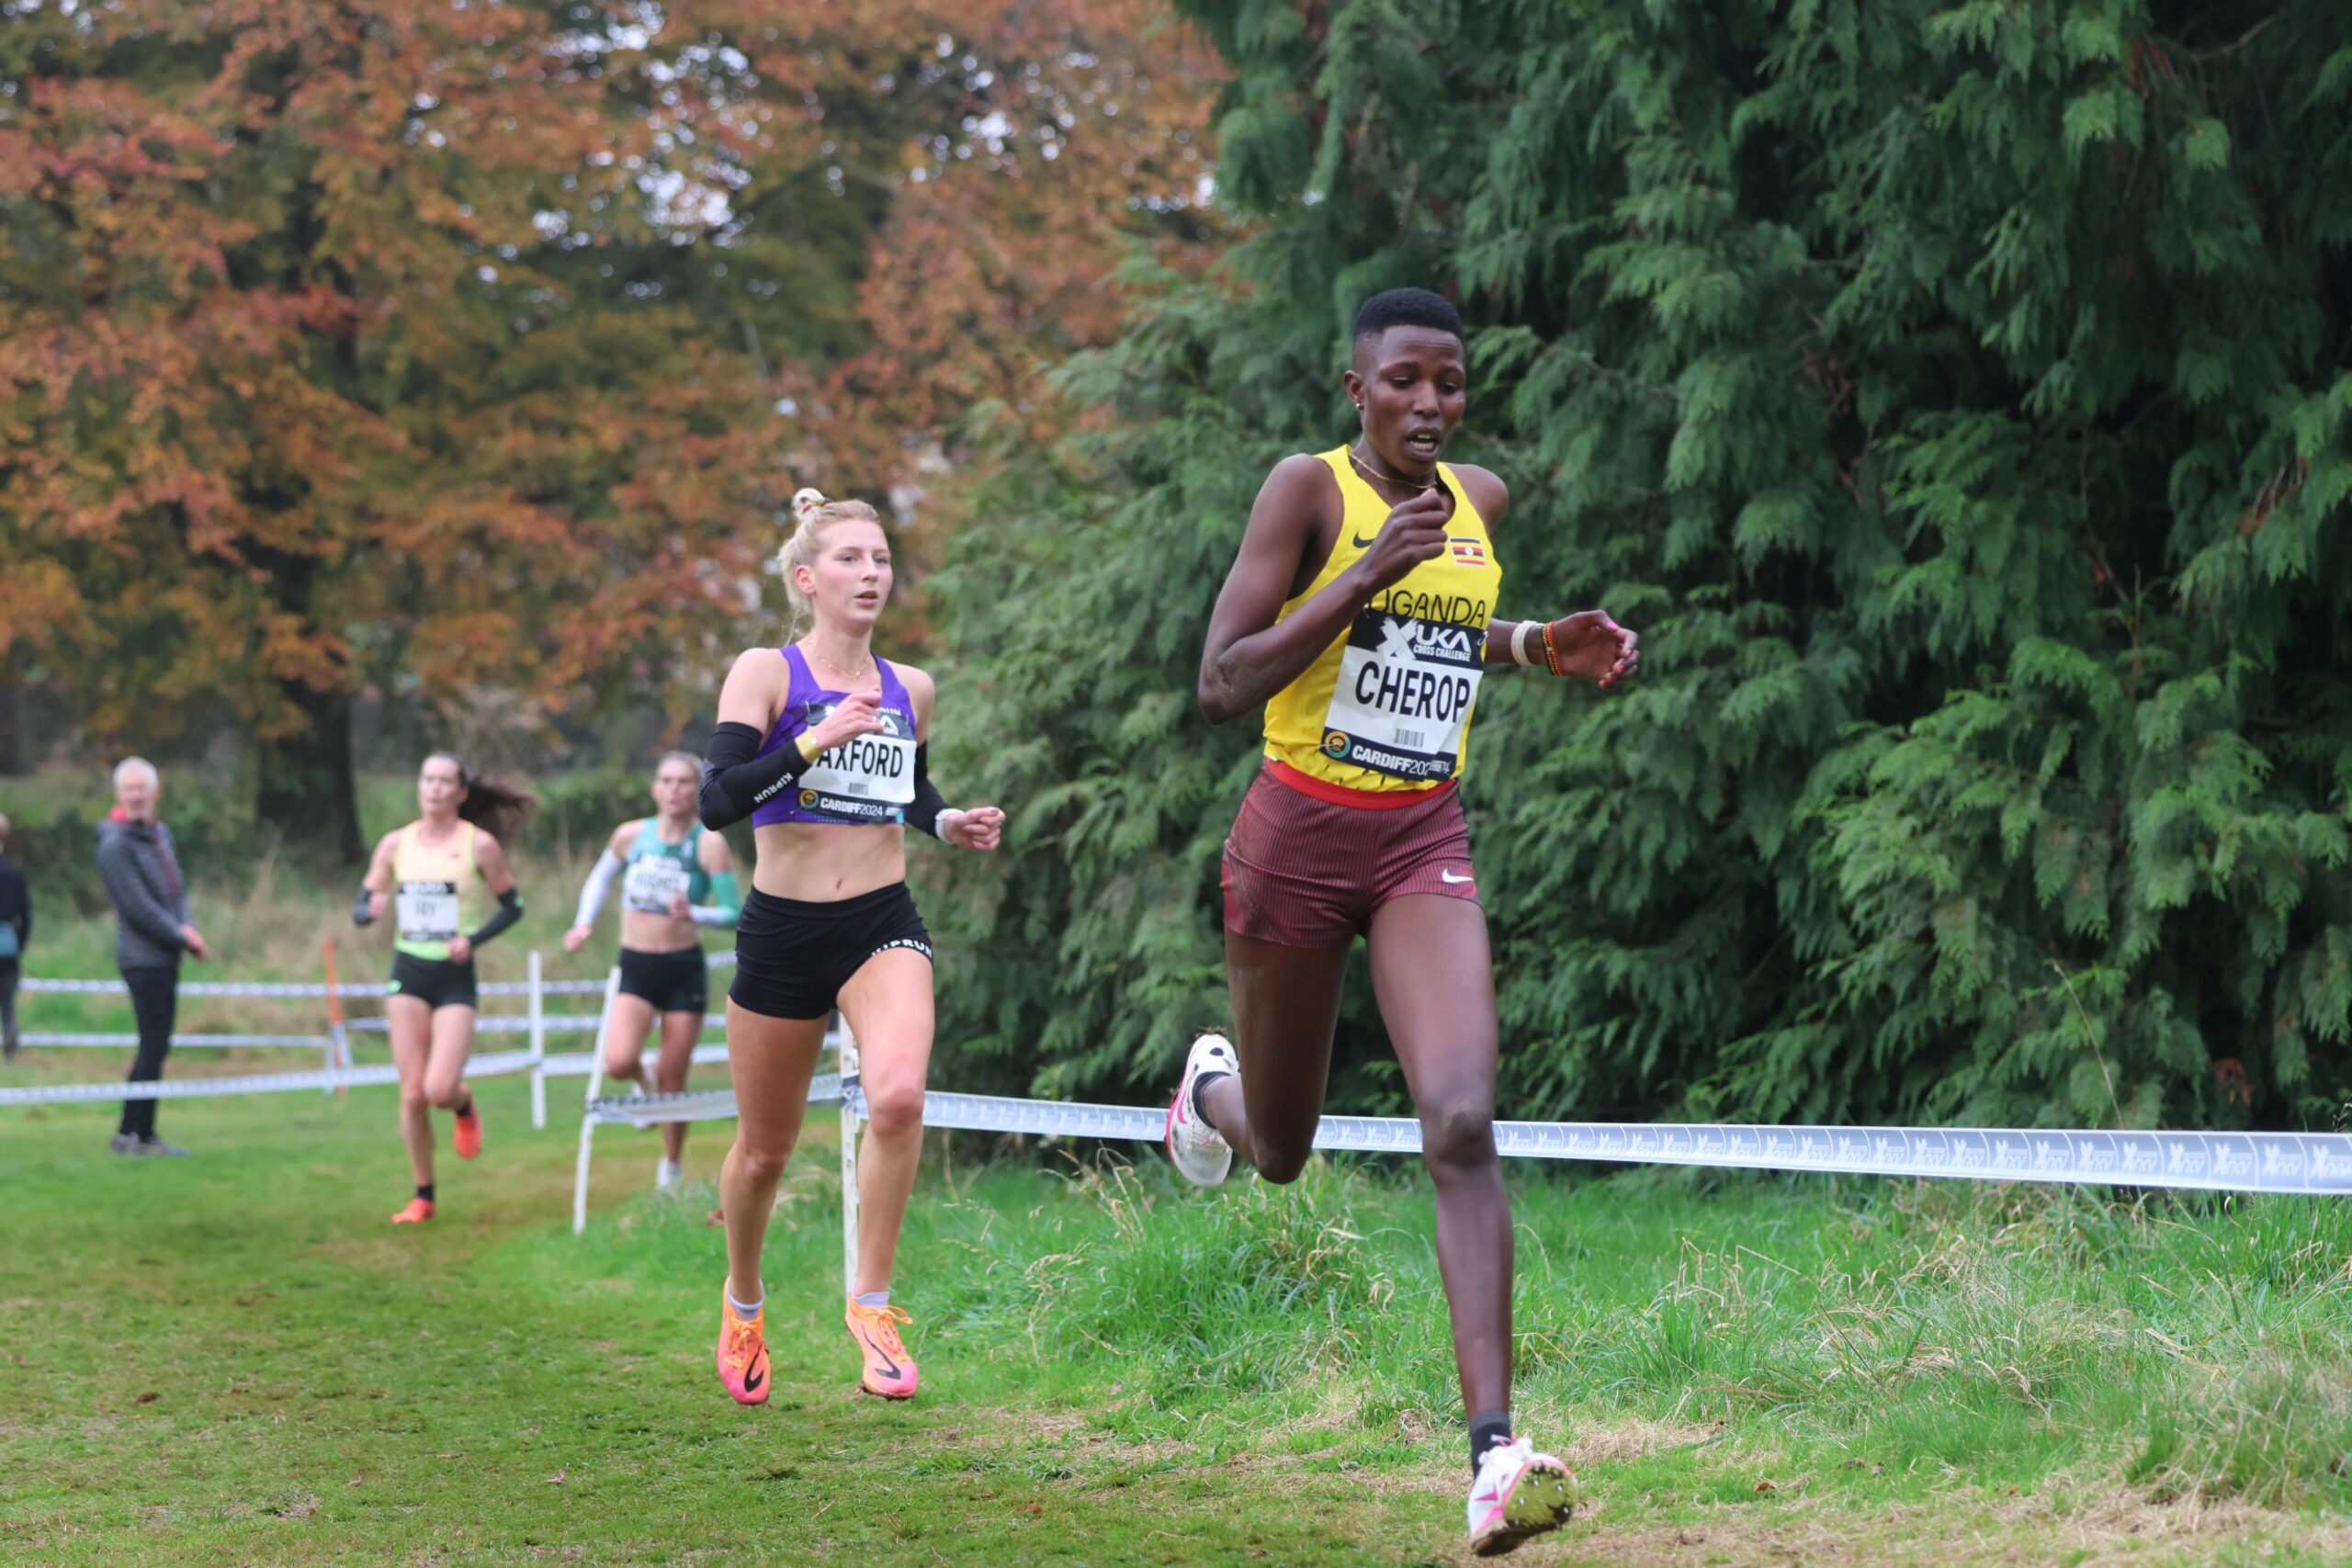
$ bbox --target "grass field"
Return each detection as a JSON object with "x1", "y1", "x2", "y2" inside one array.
[{"x1": 4, "y1": 1050, "x2": 2349, "y2": 1565}]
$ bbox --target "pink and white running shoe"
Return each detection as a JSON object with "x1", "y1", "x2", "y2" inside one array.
[
  {"x1": 1164, "y1": 1032, "x2": 1237, "y2": 1187},
  {"x1": 1468, "y1": 1437, "x2": 1577, "y2": 1556}
]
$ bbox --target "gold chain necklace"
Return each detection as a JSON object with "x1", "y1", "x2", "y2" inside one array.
[
  {"x1": 1348, "y1": 444, "x2": 1438, "y2": 495},
  {"x1": 807, "y1": 642, "x2": 872, "y2": 685}
]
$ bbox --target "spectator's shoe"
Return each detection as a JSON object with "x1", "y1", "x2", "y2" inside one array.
[
  {"x1": 390, "y1": 1198, "x2": 435, "y2": 1224},
  {"x1": 452, "y1": 1092, "x2": 483, "y2": 1160},
  {"x1": 3, "y1": 1023, "x2": 18, "y2": 1060},
  {"x1": 111, "y1": 1133, "x2": 188, "y2": 1157},
  {"x1": 110, "y1": 1133, "x2": 187, "y2": 1161}
]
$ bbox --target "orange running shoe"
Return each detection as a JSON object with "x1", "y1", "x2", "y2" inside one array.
[
  {"x1": 716, "y1": 1288, "x2": 770, "y2": 1406},
  {"x1": 390, "y1": 1198, "x2": 435, "y2": 1224},
  {"x1": 451, "y1": 1091, "x2": 482, "y2": 1160},
  {"x1": 844, "y1": 1301, "x2": 918, "y2": 1399}
]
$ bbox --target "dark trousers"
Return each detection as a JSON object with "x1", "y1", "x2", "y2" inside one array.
[
  {"x1": 119, "y1": 963, "x2": 179, "y2": 1138},
  {"x1": 0, "y1": 957, "x2": 17, "y2": 1046}
]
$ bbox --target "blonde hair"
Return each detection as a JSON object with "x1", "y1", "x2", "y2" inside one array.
[{"x1": 777, "y1": 488, "x2": 885, "y2": 640}]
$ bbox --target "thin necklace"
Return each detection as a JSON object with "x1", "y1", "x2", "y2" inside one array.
[
  {"x1": 1348, "y1": 443, "x2": 1438, "y2": 495},
  {"x1": 807, "y1": 640, "x2": 872, "y2": 684}
]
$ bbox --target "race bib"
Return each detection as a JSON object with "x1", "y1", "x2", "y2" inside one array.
[
  {"x1": 396, "y1": 880, "x2": 459, "y2": 944},
  {"x1": 1319, "y1": 609, "x2": 1484, "y2": 781},
  {"x1": 797, "y1": 705, "x2": 917, "y2": 822},
  {"x1": 622, "y1": 854, "x2": 692, "y2": 915}
]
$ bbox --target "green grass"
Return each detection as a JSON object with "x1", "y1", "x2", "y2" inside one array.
[{"x1": 2, "y1": 1070, "x2": 2348, "y2": 1564}]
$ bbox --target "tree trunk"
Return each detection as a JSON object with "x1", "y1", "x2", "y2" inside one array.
[
  {"x1": 254, "y1": 680, "x2": 365, "y2": 865},
  {"x1": 0, "y1": 683, "x2": 24, "y2": 775}
]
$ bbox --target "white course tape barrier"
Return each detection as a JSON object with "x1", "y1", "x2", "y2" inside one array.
[
  {"x1": 582, "y1": 1077, "x2": 844, "y2": 1132},
  {"x1": 571, "y1": 1074, "x2": 845, "y2": 1234},
  {"x1": 901, "y1": 1092, "x2": 2352, "y2": 1197},
  {"x1": 19, "y1": 973, "x2": 704, "y2": 999},
  {"x1": 566, "y1": 1079, "x2": 2352, "y2": 1298},
  {"x1": 0, "y1": 1049, "x2": 541, "y2": 1107},
  {"x1": 345, "y1": 1012, "x2": 729, "y2": 1036},
  {"x1": 20, "y1": 978, "x2": 380, "y2": 998},
  {"x1": 20, "y1": 1032, "x2": 333, "y2": 1049}
]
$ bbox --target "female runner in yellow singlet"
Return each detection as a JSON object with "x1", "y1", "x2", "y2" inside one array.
[
  {"x1": 355, "y1": 753, "x2": 534, "y2": 1224},
  {"x1": 1164, "y1": 288, "x2": 1639, "y2": 1557}
]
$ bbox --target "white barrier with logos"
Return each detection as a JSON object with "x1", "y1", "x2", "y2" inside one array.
[
  {"x1": 3, "y1": 952, "x2": 730, "y2": 1125},
  {"x1": 13, "y1": 958, "x2": 2350, "y2": 1302}
]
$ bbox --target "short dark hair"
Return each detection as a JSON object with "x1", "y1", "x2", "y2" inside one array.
[{"x1": 1351, "y1": 288, "x2": 1464, "y2": 355}]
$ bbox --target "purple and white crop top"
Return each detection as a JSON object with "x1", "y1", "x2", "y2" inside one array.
[{"x1": 750, "y1": 647, "x2": 921, "y2": 828}]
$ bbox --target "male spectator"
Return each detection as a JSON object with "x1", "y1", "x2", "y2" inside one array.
[
  {"x1": 96, "y1": 759, "x2": 208, "y2": 1156},
  {"x1": 0, "y1": 812, "x2": 27, "y2": 1059}
]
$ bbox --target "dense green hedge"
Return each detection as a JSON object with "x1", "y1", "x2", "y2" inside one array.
[{"x1": 920, "y1": 0, "x2": 2352, "y2": 1132}]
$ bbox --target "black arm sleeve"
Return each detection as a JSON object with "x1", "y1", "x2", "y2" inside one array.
[
  {"x1": 467, "y1": 886, "x2": 523, "y2": 949},
  {"x1": 906, "y1": 742, "x2": 954, "y2": 840},
  {"x1": 352, "y1": 886, "x2": 376, "y2": 927},
  {"x1": 697, "y1": 720, "x2": 811, "y2": 830}
]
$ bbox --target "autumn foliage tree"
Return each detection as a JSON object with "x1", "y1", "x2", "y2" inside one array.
[{"x1": 0, "y1": 0, "x2": 1218, "y2": 855}]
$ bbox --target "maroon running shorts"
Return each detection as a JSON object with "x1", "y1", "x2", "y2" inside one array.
[{"x1": 1220, "y1": 761, "x2": 1481, "y2": 948}]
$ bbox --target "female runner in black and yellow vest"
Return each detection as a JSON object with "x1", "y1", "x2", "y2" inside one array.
[
  {"x1": 354, "y1": 753, "x2": 533, "y2": 1225},
  {"x1": 1167, "y1": 288, "x2": 1639, "y2": 1559}
]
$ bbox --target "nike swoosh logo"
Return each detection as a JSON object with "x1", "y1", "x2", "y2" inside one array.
[
  {"x1": 1440, "y1": 870, "x2": 1473, "y2": 885},
  {"x1": 1351, "y1": 532, "x2": 1379, "y2": 547},
  {"x1": 744, "y1": 1363, "x2": 764, "y2": 1393},
  {"x1": 857, "y1": 1327, "x2": 902, "y2": 1378}
]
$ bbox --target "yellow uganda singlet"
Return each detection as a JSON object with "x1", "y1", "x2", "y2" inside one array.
[
  {"x1": 1261, "y1": 448, "x2": 1501, "y2": 791},
  {"x1": 391, "y1": 820, "x2": 482, "y2": 962}
]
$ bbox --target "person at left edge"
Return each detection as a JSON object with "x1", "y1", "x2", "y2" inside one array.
[
  {"x1": 354, "y1": 753, "x2": 535, "y2": 1224},
  {"x1": 0, "y1": 811, "x2": 28, "y2": 1061}
]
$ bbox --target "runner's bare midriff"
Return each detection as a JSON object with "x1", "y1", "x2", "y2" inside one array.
[{"x1": 751, "y1": 820, "x2": 908, "y2": 903}]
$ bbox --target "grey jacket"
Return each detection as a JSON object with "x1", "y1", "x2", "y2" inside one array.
[{"x1": 96, "y1": 815, "x2": 189, "y2": 971}]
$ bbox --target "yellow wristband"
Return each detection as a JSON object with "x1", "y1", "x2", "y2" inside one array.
[{"x1": 795, "y1": 731, "x2": 822, "y2": 763}]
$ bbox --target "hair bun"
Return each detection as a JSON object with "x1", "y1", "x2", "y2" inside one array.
[{"x1": 790, "y1": 488, "x2": 828, "y2": 525}]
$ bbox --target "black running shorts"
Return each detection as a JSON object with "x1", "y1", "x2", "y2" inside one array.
[
  {"x1": 729, "y1": 883, "x2": 933, "y2": 1021},
  {"x1": 617, "y1": 946, "x2": 709, "y2": 1016},
  {"x1": 388, "y1": 952, "x2": 479, "y2": 1010}
]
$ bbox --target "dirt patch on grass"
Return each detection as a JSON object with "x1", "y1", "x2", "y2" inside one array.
[{"x1": 1561, "y1": 1416, "x2": 1731, "y2": 1469}]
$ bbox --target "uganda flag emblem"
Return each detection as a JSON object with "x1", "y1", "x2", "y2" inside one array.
[{"x1": 1448, "y1": 536, "x2": 1487, "y2": 566}]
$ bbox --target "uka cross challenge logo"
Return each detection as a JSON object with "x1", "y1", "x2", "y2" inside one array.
[{"x1": 1317, "y1": 607, "x2": 1489, "y2": 783}]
